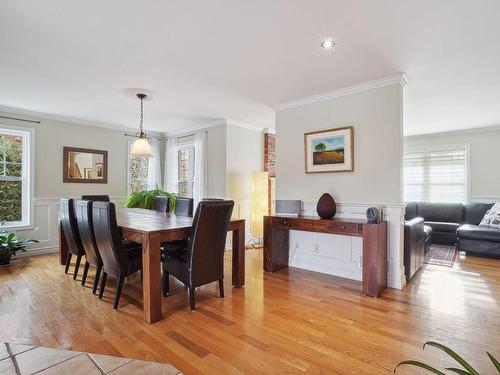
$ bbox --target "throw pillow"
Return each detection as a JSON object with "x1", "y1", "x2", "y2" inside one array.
[{"x1": 480, "y1": 202, "x2": 500, "y2": 226}]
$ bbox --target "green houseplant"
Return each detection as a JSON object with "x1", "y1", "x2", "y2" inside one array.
[
  {"x1": 0, "y1": 225, "x2": 38, "y2": 265},
  {"x1": 124, "y1": 188, "x2": 176, "y2": 212},
  {"x1": 395, "y1": 341, "x2": 500, "y2": 374}
]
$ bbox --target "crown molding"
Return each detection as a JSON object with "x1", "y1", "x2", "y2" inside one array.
[
  {"x1": 0, "y1": 104, "x2": 147, "y2": 134},
  {"x1": 274, "y1": 73, "x2": 408, "y2": 112},
  {"x1": 226, "y1": 119, "x2": 265, "y2": 133},
  {"x1": 405, "y1": 123, "x2": 500, "y2": 138}
]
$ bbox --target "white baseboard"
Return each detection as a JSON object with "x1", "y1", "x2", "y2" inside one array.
[{"x1": 15, "y1": 246, "x2": 58, "y2": 258}]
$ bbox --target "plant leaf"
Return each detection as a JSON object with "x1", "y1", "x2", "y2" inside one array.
[
  {"x1": 394, "y1": 360, "x2": 447, "y2": 374},
  {"x1": 487, "y1": 352, "x2": 500, "y2": 373},
  {"x1": 445, "y1": 368, "x2": 473, "y2": 375},
  {"x1": 423, "y1": 342, "x2": 479, "y2": 375}
]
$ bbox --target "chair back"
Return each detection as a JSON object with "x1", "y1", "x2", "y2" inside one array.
[
  {"x1": 92, "y1": 202, "x2": 128, "y2": 278},
  {"x1": 154, "y1": 196, "x2": 170, "y2": 213},
  {"x1": 175, "y1": 197, "x2": 194, "y2": 216},
  {"x1": 75, "y1": 200, "x2": 102, "y2": 267},
  {"x1": 188, "y1": 200, "x2": 234, "y2": 286},
  {"x1": 60, "y1": 198, "x2": 84, "y2": 256},
  {"x1": 81, "y1": 195, "x2": 110, "y2": 202}
]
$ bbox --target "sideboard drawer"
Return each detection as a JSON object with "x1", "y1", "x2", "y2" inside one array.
[
  {"x1": 272, "y1": 218, "x2": 293, "y2": 229},
  {"x1": 330, "y1": 222, "x2": 360, "y2": 235}
]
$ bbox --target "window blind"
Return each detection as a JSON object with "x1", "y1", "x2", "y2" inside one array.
[{"x1": 404, "y1": 146, "x2": 467, "y2": 203}]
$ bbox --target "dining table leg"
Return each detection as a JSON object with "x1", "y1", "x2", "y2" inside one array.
[
  {"x1": 142, "y1": 232, "x2": 162, "y2": 323},
  {"x1": 232, "y1": 220, "x2": 245, "y2": 288}
]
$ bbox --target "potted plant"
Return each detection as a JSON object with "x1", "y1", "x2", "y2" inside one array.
[
  {"x1": 0, "y1": 225, "x2": 38, "y2": 266},
  {"x1": 395, "y1": 341, "x2": 500, "y2": 374},
  {"x1": 124, "y1": 188, "x2": 176, "y2": 211}
]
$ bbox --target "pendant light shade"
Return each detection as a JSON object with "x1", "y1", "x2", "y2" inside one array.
[
  {"x1": 130, "y1": 93, "x2": 153, "y2": 157},
  {"x1": 130, "y1": 137, "x2": 153, "y2": 157}
]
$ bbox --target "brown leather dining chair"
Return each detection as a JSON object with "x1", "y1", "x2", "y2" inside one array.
[
  {"x1": 92, "y1": 201, "x2": 143, "y2": 309},
  {"x1": 162, "y1": 200, "x2": 234, "y2": 310},
  {"x1": 75, "y1": 200, "x2": 103, "y2": 294},
  {"x1": 81, "y1": 195, "x2": 110, "y2": 202},
  {"x1": 162, "y1": 196, "x2": 194, "y2": 251},
  {"x1": 60, "y1": 198, "x2": 86, "y2": 280},
  {"x1": 175, "y1": 196, "x2": 194, "y2": 216},
  {"x1": 154, "y1": 196, "x2": 170, "y2": 213}
]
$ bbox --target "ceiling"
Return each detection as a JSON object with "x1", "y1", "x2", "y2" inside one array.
[{"x1": 0, "y1": 1, "x2": 499, "y2": 135}]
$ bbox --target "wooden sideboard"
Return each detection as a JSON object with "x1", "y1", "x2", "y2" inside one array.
[{"x1": 263, "y1": 215, "x2": 388, "y2": 297}]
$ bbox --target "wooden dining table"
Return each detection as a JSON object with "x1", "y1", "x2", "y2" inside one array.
[{"x1": 59, "y1": 207, "x2": 246, "y2": 323}]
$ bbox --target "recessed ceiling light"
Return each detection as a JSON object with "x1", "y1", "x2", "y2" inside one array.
[{"x1": 321, "y1": 38, "x2": 335, "y2": 49}]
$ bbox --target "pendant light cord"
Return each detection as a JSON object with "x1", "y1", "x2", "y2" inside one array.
[{"x1": 139, "y1": 95, "x2": 144, "y2": 136}]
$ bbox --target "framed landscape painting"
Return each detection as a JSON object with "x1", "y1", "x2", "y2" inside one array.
[{"x1": 304, "y1": 126, "x2": 354, "y2": 173}]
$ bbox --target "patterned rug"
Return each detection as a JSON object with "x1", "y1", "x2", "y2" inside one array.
[{"x1": 424, "y1": 244, "x2": 459, "y2": 267}]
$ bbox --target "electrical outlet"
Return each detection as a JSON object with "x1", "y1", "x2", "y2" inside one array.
[{"x1": 313, "y1": 244, "x2": 320, "y2": 255}]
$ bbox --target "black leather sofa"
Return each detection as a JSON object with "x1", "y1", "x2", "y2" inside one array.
[
  {"x1": 404, "y1": 201, "x2": 500, "y2": 280},
  {"x1": 405, "y1": 201, "x2": 500, "y2": 258}
]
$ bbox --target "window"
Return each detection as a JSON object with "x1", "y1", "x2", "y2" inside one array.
[
  {"x1": 404, "y1": 145, "x2": 468, "y2": 203},
  {"x1": 177, "y1": 144, "x2": 195, "y2": 197},
  {"x1": 127, "y1": 141, "x2": 149, "y2": 194},
  {"x1": 0, "y1": 127, "x2": 32, "y2": 228}
]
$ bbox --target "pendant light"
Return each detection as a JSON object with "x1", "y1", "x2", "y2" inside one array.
[{"x1": 130, "y1": 93, "x2": 153, "y2": 157}]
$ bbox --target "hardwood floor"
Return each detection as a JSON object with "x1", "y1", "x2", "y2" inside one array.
[{"x1": 0, "y1": 249, "x2": 499, "y2": 374}]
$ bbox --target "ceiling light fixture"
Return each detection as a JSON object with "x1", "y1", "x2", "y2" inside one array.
[
  {"x1": 321, "y1": 38, "x2": 335, "y2": 49},
  {"x1": 130, "y1": 93, "x2": 153, "y2": 157}
]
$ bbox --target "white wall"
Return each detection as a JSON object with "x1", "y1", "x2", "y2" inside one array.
[
  {"x1": 405, "y1": 126, "x2": 500, "y2": 202},
  {"x1": 275, "y1": 83, "x2": 405, "y2": 289},
  {"x1": 205, "y1": 124, "x2": 227, "y2": 198},
  {"x1": 226, "y1": 124, "x2": 264, "y2": 241}
]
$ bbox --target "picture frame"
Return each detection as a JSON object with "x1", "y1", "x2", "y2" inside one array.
[
  {"x1": 63, "y1": 146, "x2": 108, "y2": 183},
  {"x1": 304, "y1": 126, "x2": 354, "y2": 173}
]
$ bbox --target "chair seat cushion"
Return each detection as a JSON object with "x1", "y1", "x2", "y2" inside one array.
[
  {"x1": 161, "y1": 239, "x2": 188, "y2": 252},
  {"x1": 122, "y1": 239, "x2": 142, "y2": 260},
  {"x1": 162, "y1": 251, "x2": 189, "y2": 282},
  {"x1": 457, "y1": 224, "x2": 500, "y2": 242},
  {"x1": 425, "y1": 221, "x2": 460, "y2": 233}
]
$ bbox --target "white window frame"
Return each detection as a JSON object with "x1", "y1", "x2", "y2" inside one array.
[
  {"x1": 0, "y1": 124, "x2": 34, "y2": 229},
  {"x1": 404, "y1": 143, "x2": 470, "y2": 203},
  {"x1": 177, "y1": 143, "x2": 195, "y2": 198}
]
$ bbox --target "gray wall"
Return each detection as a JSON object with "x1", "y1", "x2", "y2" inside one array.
[
  {"x1": 405, "y1": 127, "x2": 500, "y2": 201},
  {"x1": 275, "y1": 84, "x2": 404, "y2": 205},
  {"x1": 0, "y1": 116, "x2": 134, "y2": 198}
]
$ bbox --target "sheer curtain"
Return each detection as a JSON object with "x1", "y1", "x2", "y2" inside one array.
[
  {"x1": 164, "y1": 137, "x2": 178, "y2": 194},
  {"x1": 147, "y1": 139, "x2": 162, "y2": 190},
  {"x1": 193, "y1": 131, "x2": 207, "y2": 206}
]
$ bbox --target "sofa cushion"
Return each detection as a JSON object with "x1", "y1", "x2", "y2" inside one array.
[
  {"x1": 425, "y1": 221, "x2": 460, "y2": 233},
  {"x1": 418, "y1": 202, "x2": 464, "y2": 223},
  {"x1": 464, "y1": 203, "x2": 494, "y2": 225},
  {"x1": 457, "y1": 224, "x2": 500, "y2": 242},
  {"x1": 405, "y1": 202, "x2": 419, "y2": 220}
]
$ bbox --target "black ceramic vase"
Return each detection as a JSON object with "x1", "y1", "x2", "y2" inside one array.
[{"x1": 316, "y1": 193, "x2": 336, "y2": 219}]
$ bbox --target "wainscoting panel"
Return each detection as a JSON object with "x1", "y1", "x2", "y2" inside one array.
[
  {"x1": 290, "y1": 201, "x2": 405, "y2": 289},
  {"x1": 15, "y1": 196, "x2": 126, "y2": 257},
  {"x1": 290, "y1": 231, "x2": 363, "y2": 281}
]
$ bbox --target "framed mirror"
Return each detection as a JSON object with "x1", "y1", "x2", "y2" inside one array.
[{"x1": 63, "y1": 147, "x2": 108, "y2": 183}]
